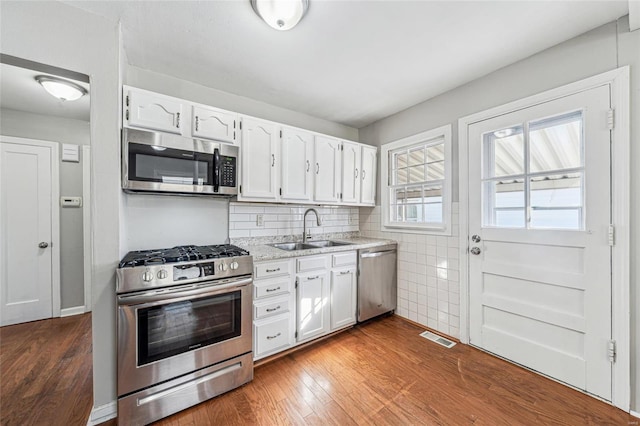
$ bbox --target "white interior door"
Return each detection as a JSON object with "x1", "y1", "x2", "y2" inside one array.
[
  {"x1": 1, "y1": 141, "x2": 57, "y2": 326},
  {"x1": 468, "y1": 85, "x2": 612, "y2": 400}
]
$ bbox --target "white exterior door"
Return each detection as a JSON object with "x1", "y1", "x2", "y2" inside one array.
[
  {"x1": 239, "y1": 117, "x2": 279, "y2": 201},
  {"x1": 281, "y1": 127, "x2": 314, "y2": 202},
  {"x1": 1, "y1": 141, "x2": 57, "y2": 326},
  {"x1": 468, "y1": 85, "x2": 612, "y2": 400},
  {"x1": 314, "y1": 136, "x2": 341, "y2": 203}
]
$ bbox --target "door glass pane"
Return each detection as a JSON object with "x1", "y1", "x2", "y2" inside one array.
[
  {"x1": 529, "y1": 111, "x2": 583, "y2": 173},
  {"x1": 530, "y1": 172, "x2": 583, "y2": 230},
  {"x1": 483, "y1": 126, "x2": 524, "y2": 178},
  {"x1": 484, "y1": 179, "x2": 525, "y2": 228}
]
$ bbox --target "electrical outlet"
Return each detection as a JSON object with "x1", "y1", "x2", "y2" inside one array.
[
  {"x1": 348, "y1": 215, "x2": 355, "y2": 225},
  {"x1": 256, "y1": 214, "x2": 264, "y2": 227}
]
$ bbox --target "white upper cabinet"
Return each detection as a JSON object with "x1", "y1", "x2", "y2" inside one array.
[
  {"x1": 239, "y1": 117, "x2": 279, "y2": 201},
  {"x1": 360, "y1": 145, "x2": 377, "y2": 205},
  {"x1": 192, "y1": 105, "x2": 238, "y2": 144},
  {"x1": 281, "y1": 127, "x2": 314, "y2": 202},
  {"x1": 314, "y1": 136, "x2": 342, "y2": 203},
  {"x1": 341, "y1": 141, "x2": 362, "y2": 204},
  {"x1": 125, "y1": 87, "x2": 183, "y2": 135}
]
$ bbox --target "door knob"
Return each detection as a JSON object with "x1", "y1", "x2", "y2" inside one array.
[
  {"x1": 470, "y1": 247, "x2": 481, "y2": 255},
  {"x1": 472, "y1": 234, "x2": 481, "y2": 243},
  {"x1": 39, "y1": 242, "x2": 49, "y2": 249}
]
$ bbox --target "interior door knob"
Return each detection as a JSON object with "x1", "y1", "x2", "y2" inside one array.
[
  {"x1": 470, "y1": 247, "x2": 481, "y2": 255},
  {"x1": 39, "y1": 242, "x2": 49, "y2": 248},
  {"x1": 472, "y1": 234, "x2": 481, "y2": 243}
]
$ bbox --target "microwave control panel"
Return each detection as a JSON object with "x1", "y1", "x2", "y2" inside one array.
[{"x1": 220, "y1": 156, "x2": 236, "y2": 187}]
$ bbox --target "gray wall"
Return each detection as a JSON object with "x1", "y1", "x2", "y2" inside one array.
[
  {"x1": 359, "y1": 18, "x2": 640, "y2": 412},
  {"x1": 0, "y1": 108, "x2": 89, "y2": 309},
  {"x1": 0, "y1": 0, "x2": 122, "y2": 411}
]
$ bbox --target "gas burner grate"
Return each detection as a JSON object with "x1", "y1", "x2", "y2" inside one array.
[{"x1": 119, "y1": 244, "x2": 250, "y2": 268}]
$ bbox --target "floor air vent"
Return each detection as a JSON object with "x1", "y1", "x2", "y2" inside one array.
[{"x1": 420, "y1": 330, "x2": 456, "y2": 348}]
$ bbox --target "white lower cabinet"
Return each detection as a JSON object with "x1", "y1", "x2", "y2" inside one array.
[
  {"x1": 296, "y1": 271, "x2": 331, "y2": 342},
  {"x1": 254, "y1": 251, "x2": 358, "y2": 360},
  {"x1": 253, "y1": 259, "x2": 295, "y2": 361},
  {"x1": 331, "y1": 268, "x2": 357, "y2": 330}
]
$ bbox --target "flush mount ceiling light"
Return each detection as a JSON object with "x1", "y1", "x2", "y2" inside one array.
[
  {"x1": 35, "y1": 75, "x2": 87, "y2": 101},
  {"x1": 251, "y1": 0, "x2": 309, "y2": 31}
]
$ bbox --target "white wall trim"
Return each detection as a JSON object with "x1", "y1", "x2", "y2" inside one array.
[
  {"x1": 60, "y1": 305, "x2": 85, "y2": 317},
  {"x1": 457, "y1": 66, "x2": 631, "y2": 411},
  {"x1": 86, "y1": 401, "x2": 117, "y2": 426},
  {"x1": 82, "y1": 145, "x2": 92, "y2": 313},
  {"x1": 630, "y1": 410, "x2": 640, "y2": 419},
  {"x1": 0, "y1": 136, "x2": 61, "y2": 318}
]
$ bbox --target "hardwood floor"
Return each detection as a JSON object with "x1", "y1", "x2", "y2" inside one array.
[
  {"x1": 0, "y1": 313, "x2": 93, "y2": 426},
  {"x1": 2, "y1": 314, "x2": 636, "y2": 425},
  {"x1": 113, "y1": 315, "x2": 634, "y2": 425}
]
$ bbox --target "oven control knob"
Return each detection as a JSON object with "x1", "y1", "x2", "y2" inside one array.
[
  {"x1": 157, "y1": 269, "x2": 168, "y2": 280},
  {"x1": 218, "y1": 262, "x2": 228, "y2": 272},
  {"x1": 142, "y1": 271, "x2": 154, "y2": 282},
  {"x1": 230, "y1": 261, "x2": 239, "y2": 270}
]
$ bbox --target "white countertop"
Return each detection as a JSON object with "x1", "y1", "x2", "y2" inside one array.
[{"x1": 236, "y1": 236, "x2": 397, "y2": 262}]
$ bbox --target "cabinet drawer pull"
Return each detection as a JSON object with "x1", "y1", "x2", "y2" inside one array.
[
  {"x1": 265, "y1": 268, "x2": 280, "y2": 273},
  {"x1": 265, "y1": 287, "x2": 281, "y2": 292},
  {"x1": 355, "y1": 168, "x2": 358, "y2": 179},
  {"x1": 362, "y1": 169, "x2": 366, "y2": 179},
  {"x1": 316, "y1": 163, "x2": 319, "y2": 174},
  {"x1": 272, "y1": 154, "x2": 275, "y2": 167},
  {"x1": 339, "y1": 270, "x2": 351, "y2": 275},
  {"x1": 306, "y1": 160, "x2": 310, "y2": 172},
  {"x1": 265, "y1": 306, "x2": 281, "y2": 312},
  {"x1": 307, "y1": 275, "x2": 320, "y2": 281},
  {"x1": 266, "y1": 332, "x2": 282, "y2": 340}
]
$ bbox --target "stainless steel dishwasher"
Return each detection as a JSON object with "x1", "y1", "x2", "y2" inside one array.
[{"x1": 357, "y1": 244, "x2": 397, "y2": 322}]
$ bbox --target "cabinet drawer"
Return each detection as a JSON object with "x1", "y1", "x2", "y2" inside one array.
[
  {"x1": 255, "y1": 260, "x2": 291, "y2": 279},
  {"x1": 254, "y1": 277, "x2": 291, "y2": 299},
  {"x1": 254, "y1": 295, "x2": 291, "y2": 320},
  {"x1": 254, "y1": 314, "x2": 291, "y2": 358},
  {"x1": 332, "y1": 251, "x2": 357, "y2": 268},
  {"x1": 297, "y1": 255, "x2": 329, "y2": 273}
]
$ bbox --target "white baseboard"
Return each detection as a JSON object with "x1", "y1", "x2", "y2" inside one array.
[
  {"x1": 630, "y1": 410, "x2": 640, "y2": 420},
  {"x1": 87, "y1": 401, "x2": 117, "y2": 426},
  {"x1": 60, "y1": 306, "x2": 86, "y2": 317}
]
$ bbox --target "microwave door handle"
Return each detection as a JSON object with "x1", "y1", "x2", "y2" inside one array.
[{"x1": 213, "y1": 147, "x2": 220, "y2": 192}]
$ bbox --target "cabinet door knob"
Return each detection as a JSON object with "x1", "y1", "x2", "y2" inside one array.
[
  {"x1": 38, "y1": 242, "x2": 49, "y2": 249},
  {"x1": 470, "y1": 247, "x2": 481, "y2": 255}
]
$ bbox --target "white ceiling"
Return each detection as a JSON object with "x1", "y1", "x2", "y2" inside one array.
[
  {"x1": 63, "y1": 1, "x2": 628, "y2": 129},
  {"x1": 0, "y1": 63, "x2": 90, "y2": 121}
]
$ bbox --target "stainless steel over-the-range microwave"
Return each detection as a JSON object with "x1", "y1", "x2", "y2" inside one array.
[{"x1": 122, "y1": 128, "x2": 238, "y2": 196}]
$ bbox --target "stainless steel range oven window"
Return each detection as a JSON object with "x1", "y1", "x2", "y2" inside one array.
[
  {"x1": 128, "y1": 142, "x2": 213, "y2": 186},
  {"x1": 137, "y1": 290, "x2": 242, "y2": 365}
]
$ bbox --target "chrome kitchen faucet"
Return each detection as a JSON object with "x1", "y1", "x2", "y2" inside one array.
[{"x1": 303, "y1": 208, "x2": 321, "y2": 243}]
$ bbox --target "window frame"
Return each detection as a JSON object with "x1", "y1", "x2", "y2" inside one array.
[{"x1": 381, "y1": 124, "x2": 452, "y2": 234}]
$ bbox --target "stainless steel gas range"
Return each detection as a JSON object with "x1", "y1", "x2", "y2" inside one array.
[{"x1": 116, "y1": 244, "x2": 253, "y2": 425}]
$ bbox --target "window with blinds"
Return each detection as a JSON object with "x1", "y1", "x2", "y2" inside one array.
[{"x1": 381, "y1": 125, "x2": 451, "y2": 233}]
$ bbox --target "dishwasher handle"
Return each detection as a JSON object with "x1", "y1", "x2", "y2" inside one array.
[{"x1": 360, "y1": 249, "x2": 396, "y2": 259}]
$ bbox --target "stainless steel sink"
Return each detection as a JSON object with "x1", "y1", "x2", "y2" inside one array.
[
  {"x1": 306, "y1": 240, "x2": 353, "y2": 248},
  {"x1": 269, "y1": 242, "x2": 317, "y2": 251}
]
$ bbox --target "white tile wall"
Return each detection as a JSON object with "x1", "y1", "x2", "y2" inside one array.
[
  {"x1": 359, "y1": 203, "x2": 461, "y2": 339},
  {"x1": 229, "y1": 202, "x2": 359, "y2": 239}
]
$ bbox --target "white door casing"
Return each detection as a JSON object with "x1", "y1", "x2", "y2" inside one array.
[
  {"x1": 458, "y1": 67, "x2": 630, "y2": 410},
  {"x1": 0, "y1": 137, "x2": 60, "y2": 326}
]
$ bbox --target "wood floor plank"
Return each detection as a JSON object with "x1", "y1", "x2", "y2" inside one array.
[{"x1": 2, "y1": 314, "x2": 636, "y2": 426}]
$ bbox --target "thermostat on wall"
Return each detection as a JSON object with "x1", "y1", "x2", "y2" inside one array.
[{"x1": 60, "y1": 197, "x2": 82, "y2": 207}]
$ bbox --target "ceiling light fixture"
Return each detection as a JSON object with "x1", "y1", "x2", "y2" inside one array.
[
  {"x1": 251, "y1": 0, "x2": 309, "y2": 31},
  {"x1": 35, "y1": 75, "x2": 87, "y2": 101}
]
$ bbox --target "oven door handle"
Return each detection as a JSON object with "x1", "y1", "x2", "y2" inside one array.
[{"x1": 117, "y1": 276, "x2": 252, "y2": 306}]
